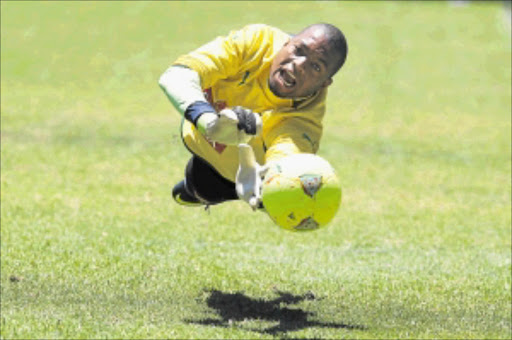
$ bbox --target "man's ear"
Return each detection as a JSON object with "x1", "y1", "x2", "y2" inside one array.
[{"x1": 321, "y1": 77, "x2": 333, "y2": 88}]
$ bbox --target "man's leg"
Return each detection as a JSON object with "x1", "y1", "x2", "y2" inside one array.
[
  {"x1": 172, "y1": 155, "x2": 238, "y2": 206},
  {"x1": 172, "y1": 179, "x2": 202, "y2": 206}
]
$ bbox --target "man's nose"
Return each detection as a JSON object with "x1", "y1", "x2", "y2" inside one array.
[
  {"x1": 294, "y1": 56, "x2": 307, "y2": 69},
  {"x1": 295, "y1": 56, "x2": 306, "y2": 68}
]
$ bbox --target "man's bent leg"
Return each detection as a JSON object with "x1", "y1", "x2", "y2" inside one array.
[
  {"x1": 185, "y1": 155, "x2": 238, "y2": 205},
  {"x1": 172, "y1": 179, "x2": 203, "y2": 206}
]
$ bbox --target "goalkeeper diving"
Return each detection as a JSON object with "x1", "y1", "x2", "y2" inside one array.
[{"x1": 159, "y1": 23, "x2": 348, "y2": 210}]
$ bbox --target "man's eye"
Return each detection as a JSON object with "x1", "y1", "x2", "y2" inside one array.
[{"x1": 312, "y1": 63, "x2": 321, "y2": 72}]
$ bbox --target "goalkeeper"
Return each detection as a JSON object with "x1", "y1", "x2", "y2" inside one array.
[{"x1": 159, "y1": 23, "x2": 347, "y2": 209}]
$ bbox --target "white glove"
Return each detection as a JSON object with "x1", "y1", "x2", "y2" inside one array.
[
  {"x1": 231, "y1": 106, "x2": 263, "y2": 143},
  {"x1": 196, "y1": 110, "x2": 240, "y2": 145},
  {"x1": 236, "y1": 144, "x2": 269, "y2": 210},
  {"x1": 196, "y1": 107, "x2": 262, "y2": 145}
]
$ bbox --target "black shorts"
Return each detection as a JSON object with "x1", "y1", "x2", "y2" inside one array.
[{"x1": 184, "y1": 155, "x2": 238, "y2": 204}]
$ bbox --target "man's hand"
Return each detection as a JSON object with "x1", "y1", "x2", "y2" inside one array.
[
  {"x1": 196, "y1": 107, "x2": 262, "y2": 145},
  {"x1": 196, "y1": 110, "x2": 239, "y2": 145},
  {"x1": 232, "y1": 106, "x2": 262, "y2": 142},
  {"x1": 236, "y1": 144, "x2": 269, "y2": 210}
]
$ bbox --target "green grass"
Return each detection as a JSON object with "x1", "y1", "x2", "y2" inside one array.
[{"x1": 1, "y1": 1, "x2": 511, "y2": 339}]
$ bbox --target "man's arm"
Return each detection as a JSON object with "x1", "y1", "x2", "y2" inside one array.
[
  {"x1": 159, "y1": 25, "x2": 272, "y2": 144},
  {"x1": 171, "y1": 24, "x2": 270, "y2": 89},
  {"x1": 158, "y1": 65, "x2": 208, "y2": 118},
  {"x1": 158, "y1": 65, "x2": 219, "y2": 127},
  {"x1": 263, "y1": 117, "x2": 323, "y2": 164},
  {"x1": 263, "y1": 88, "x2": 327, "y2": 162},
  {"x1": 158, "y1": 65, "x2": 262, "y2": 145}
]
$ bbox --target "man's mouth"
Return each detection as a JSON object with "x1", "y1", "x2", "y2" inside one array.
[{"x1": 279, "y1": 68, "x2": 296, "y2": 88}]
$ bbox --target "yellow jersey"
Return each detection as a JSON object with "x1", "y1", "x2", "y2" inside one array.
[{"x1": 173, "y1": 24, "x2": 327, "y2": 182}]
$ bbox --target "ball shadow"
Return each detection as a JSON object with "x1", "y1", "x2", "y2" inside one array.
[{"x1": 186, "y1": 289, "x2": 366, "y2": 336}]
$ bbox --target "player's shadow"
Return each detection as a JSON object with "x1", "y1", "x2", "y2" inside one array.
[{"x1": 187, "y1": 289, "x2": 366, "y2": 336}]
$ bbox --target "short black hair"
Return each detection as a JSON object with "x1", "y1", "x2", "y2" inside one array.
[{"x1": 299, "y1": 23, "x2": 348, "y2": 77}]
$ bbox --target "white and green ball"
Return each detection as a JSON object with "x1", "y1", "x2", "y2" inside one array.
[{"x1": 261, "y1": 153, "x2": 342, "y2": 232}]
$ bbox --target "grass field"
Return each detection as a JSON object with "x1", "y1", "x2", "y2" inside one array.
[{"x1": 1, "y1": 1, "x2": 511, "y2": 339}]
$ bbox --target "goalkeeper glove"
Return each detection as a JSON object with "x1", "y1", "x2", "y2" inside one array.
[
  {"x1": 196, "y1": 110, "x2": 239, "y2": 145},
  {"x1": 232, "y1": 106, "x2": 262, "y2": 142},
  {"x1": 236, "y1": 144, "x2": 269, "y2": 210},
  {"x1": 196, "y1": 106, "x2": 262, "y2": 145}
]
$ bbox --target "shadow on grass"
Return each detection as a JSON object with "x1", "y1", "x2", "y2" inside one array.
[{"x1": 186, "y1": 289, "x2": 366, "y2": 337}]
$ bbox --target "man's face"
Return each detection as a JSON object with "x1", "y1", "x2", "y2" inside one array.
[{"x1": 268, "y1": 27, "x2": 336, "y2": 99}]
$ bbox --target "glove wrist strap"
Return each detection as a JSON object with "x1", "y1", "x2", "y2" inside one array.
[{"x1": 185, "y1": 101, "x2": 216, "y2": 126}]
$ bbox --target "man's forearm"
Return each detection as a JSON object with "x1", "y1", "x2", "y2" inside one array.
[
  {"x1": 158, "y1": 65, "x2": 216, "y2": 123},
  {"x1": 158, "y1": 65, "x2": 262, "y2": 145}
]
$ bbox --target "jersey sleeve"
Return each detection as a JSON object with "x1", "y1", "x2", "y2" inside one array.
[
  {"x1": 173, "y1": 24, "x2": 271, "y2": 89},
  {"x1": 263, "y1": 117, "x2": 323, "y2": 163},
  {"x1": 263, "y1": 87, "x2": 327, "y2": 163}
]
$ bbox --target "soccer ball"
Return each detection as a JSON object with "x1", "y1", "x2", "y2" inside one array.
[{"x1": 261, "y1": 153, "x2": 342, "y2": 231}]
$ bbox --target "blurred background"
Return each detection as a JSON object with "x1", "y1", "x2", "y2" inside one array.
[
  {"x1": 2, "y1": 0, "x2": 510, "y2": 193},
  {"x1": 1, "y1": 1, "x2": 511, "y2": 339}
]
